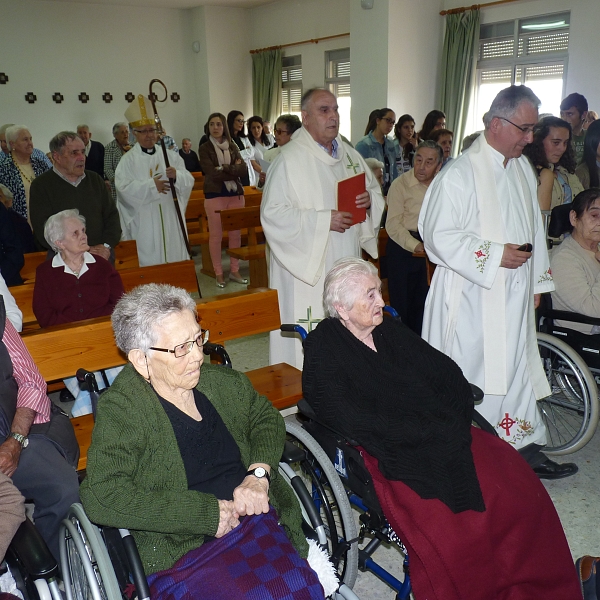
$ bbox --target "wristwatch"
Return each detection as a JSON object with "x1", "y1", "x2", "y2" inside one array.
[
  {"x1": 9, "y1": 432, "x2": 28, "y2": 449},
  {"x1": 245, "y1": 466, "x2": 271, "y2": 484}
]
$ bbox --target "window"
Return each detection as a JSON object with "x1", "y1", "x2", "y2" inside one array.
[
  {"x1": 473, "y1": 12, "x2": 569, "y2": 129},
  {"x1": 325, "y1": 48, "x2": 351, "y2": 140},
  {"x1": 281, "y1": 55, "x2": 302, "y2": 118}
]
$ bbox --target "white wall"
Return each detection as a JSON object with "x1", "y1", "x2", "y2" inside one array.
[
  {"x1": 204, "y1": 5, "x2": 253, "y2": 120},
  {"x1": 250, "y1": 0, "x2": 351, "y2": 110},
  {"x1": 442, "y1": 0, "x2": 600, "y2": 112},
  {"x1": 0, "y1": 0, "x2": 199, "y2": 150},
  {"x1": 349, "y1": 0, "x2": 390, "y2": 143},
  {"x1": 387, "y1": 0, "x2": 444, "y2": 134}
]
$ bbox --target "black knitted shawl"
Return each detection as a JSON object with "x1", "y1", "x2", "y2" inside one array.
[{"x1": 302, "y1": 317, "x2": 485, "y2": 513}]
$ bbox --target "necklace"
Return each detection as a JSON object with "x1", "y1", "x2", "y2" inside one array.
[
  {"x1": 11, "y1": 152, "x2": 35, "y2": 183},
  {"x1": 66, "y1": 256, "x2": 84, "y2": 276}
]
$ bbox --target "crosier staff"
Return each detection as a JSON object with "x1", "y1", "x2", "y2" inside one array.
[{"x1": 148, "y1": 78, "x2": 192, "y2": 259}]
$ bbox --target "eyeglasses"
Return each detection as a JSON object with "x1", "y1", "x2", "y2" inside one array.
[
  {"x1": 274, "y1": 129, "x2": 290, "y2": 135},
  {"x1": 134, "y1": 128, "x2": 158, "y2": 135},
  {"x1": 381, "y1": 117, "x2": 395, "y2": 124},
  {"x1": 498, "y1": 117, "x2": 535, "y2": 135},
  {"x1": 149, "y1": 329, "x2": 209, "y2": 358}
]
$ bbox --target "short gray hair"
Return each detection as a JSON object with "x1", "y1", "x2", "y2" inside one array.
[
  {"x1": 182, "y1": 138, "x2": 191, "y2": 144},
  {"x1": 44, "y1": 209, "x2": 85, "y2": 252},
  {"x1": 112, "y1": 122, "x2": 128, "y2": 135},
  {"x1": 111, "y1": 284, "x2": 197, "y2": 354},
  {"x1": 0, "y1": 124, "x2": 14, "y2": 137},
  {"x1": 416, "y1": 139, "x2": 443, "y2": 164},
  {"x1": 301, "y1": 87, "x2": 334, "y2": 112},
  {"x1": 323, "y1": 257, "x2": 379, "y2": 319},
  {"x1": 482, "y1": 85, "x2": 540, "y2": 129},
  {"x1": 5, "y1": 125, "x2": 30, "y2": 150},
  {"x1": 76, "y1": 124, "x2": 89, "y2": 131},
  {"x1": 0, "y1": 184, "x2": 13, "y2": 199},
  {"x1": 49, "y1": 131, "x2": 80, "y2": 154},
  {"x1": 364, "y1": 157, "x2": 384, "y2": 170}
]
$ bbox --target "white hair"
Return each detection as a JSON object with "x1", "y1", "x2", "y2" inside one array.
[
  {"x1": 364, "y1": 157, "x2": 384, "y2": 171},
  {"x1": 5, "y1": 125, "x2": 30, "y2": 150},
  {"x1": 44, "y1": 209, "x2": 86, "y2": 253},
  {"x1": 111, "y1": 284, "x2": 197, "y2": 354},
  {"x1": 323, "y1": 257, "x2": 379, "y2": 319}
]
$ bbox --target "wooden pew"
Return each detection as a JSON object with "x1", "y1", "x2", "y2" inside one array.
[
  {"x1": 18, "y1": 240, "x2": 139, "y2": 286},
  {"x1": 12, "y1": 260, "x2": 199, "y2": 331},
  {"x1": 219, "y1": 206, "x2": 267, "y2": 289},
  {"x1": 25, "y1": 288, "x2": 300, "y2": 471},
  {"x1": 20, "y1": 252, "x2": 46, "y2": 285},
  {"x1": 185, "y1": 187, "x2": 264, "y2": 279}
]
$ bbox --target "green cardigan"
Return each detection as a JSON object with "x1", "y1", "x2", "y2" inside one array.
[{"x1": 79, "y1": 363, "x2": 307, "y2": 575}]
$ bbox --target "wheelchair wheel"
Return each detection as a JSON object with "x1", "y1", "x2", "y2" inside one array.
[
  {"x1": 59, "y1": 503, "x2": 122, "y2": 600},
  {"x1": 284, "y1": 417, "x2": 359, "y2": 590},
  {"x1": 537, "y1": 332, "x2": 599, "y2": 455}
]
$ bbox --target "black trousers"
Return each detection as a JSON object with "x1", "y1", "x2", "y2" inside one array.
[{"x1": 386, "y1": 237, "x2": 428, "y2": 335}]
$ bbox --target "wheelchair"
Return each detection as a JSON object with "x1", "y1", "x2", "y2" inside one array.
[
  {"x1": 59, "y1": 344, "x2": 360, "y2": 600},
  {"x1": 3, "y1": 517, "x2": 62, "y2": 600},
  {"x1": 537, "y1": 295, "x2": 600, "y2": 455}
]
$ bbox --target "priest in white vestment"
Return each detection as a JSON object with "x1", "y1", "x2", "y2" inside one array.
[
  {"x1": 261, "y1": 89, "x2": 385, "y2": 369},
  {"x1": 116, "y1": 95, "x2": 193, "y2": 267},
  {"x1": 419, "y1": 85, "x2": 577, "y2": 478}
]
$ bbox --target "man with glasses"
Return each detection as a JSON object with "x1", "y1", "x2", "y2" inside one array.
[
  {"x1": 115, "y1": 95, "x2": 193, "y2": 266},
  {"x1": 30, "y1": 131, "x2": 121, "y2": 261},
  {"x1": 419, "y1": 85, "x2": 577, "y2": 479}
]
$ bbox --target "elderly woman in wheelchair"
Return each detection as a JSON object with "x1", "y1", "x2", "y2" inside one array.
[
  {"x1": 301, "y1": 257, "x2": 580, "y2": 600},
  {"x1": 79, "y1": 284, "x2": 326, "y2": 599},
  {"x1": 550, "y1": 187, "x2": 600, "y2": 333}
]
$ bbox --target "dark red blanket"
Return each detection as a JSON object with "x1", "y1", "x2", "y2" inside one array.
[{"x1": 362, "y1": 427, "x2": 581, "y2": 599}]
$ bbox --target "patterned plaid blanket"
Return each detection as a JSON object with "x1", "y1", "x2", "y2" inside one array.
[{"x1": 147, "y1": 508, "x2": 324, "y2": 599}]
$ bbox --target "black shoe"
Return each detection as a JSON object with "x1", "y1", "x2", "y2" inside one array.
[
  {"x1": 576, "y1": 556, "x2": 600, "y2": 600},
  {"x1": 533, "y1": 458, "x2": 578, "y2": 480},
  {"x1": 59, "y1": 387, "x2": 75, "y2": 402}
]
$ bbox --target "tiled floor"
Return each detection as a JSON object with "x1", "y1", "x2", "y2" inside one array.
[{"x1": 57, "y1": 250, "x2": 600, "y2": 599}]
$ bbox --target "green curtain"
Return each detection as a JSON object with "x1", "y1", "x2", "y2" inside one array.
[
  {"x1": 438, "y1": 10, "x2": 480, "y2": 156},
  {"x1": 252, "y1": 49, "x2": 282, "y2": 124}
]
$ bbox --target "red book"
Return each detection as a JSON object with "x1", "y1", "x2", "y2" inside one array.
[{"x1": 337, "y1": 172, "x2": 367, "y2": 225}]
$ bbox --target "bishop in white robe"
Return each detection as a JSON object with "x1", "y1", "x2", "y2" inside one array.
[
  {"x1": 419, "y1": 108, "x2": 554, "y2": 450},
  {"x1": 116, "y1": 144, "x2": 193, "y2": 267},
  {"x1": 261, "y1": 93, "x2": 384, "y2": 369},
  {"x1": 117, "y1": 93, "x2": 194, "y2": 267}
]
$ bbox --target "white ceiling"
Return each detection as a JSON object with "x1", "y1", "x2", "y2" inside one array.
[{"x1": 36, "y1": 0, "x2": 275, "y2": 8}]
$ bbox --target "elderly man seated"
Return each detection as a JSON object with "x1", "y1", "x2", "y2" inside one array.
[
  {"x1": 550, "y1": 188, "x2": 600, "y2": 332},
  {"x1": 30, "y1": 131, "x2": 121, "y2": 262},
  {"x1": 0, "y1": 293, "x2": 80, "y2": 561}
]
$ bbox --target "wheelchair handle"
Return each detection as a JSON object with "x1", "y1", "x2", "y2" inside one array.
[
  {"x1": 383, "y1": 305, "x2": 399, "y2": 319},
  {"x1": 280, "y1": 324, "x2": 308, "y2": 340}
]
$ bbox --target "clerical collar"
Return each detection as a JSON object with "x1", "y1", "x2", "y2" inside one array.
[
  {"x1": 317, "y1": 138, "x2": 339, "y2": 158},
  {"x1": 141, "y1": 146, "x2": 157, "y2": 155}
]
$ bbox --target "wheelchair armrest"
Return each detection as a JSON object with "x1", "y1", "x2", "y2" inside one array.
[
  {"x1": 540, "y1": 309, "x2": 600, "y2": 327},
  {"x1": 280, "y1": 324, "x2": 308, "y2": 341},
  {"x1": 281, "y1": 440, "x2": 307, "y2": 464},
  {"x1": 298, "y1": 399, "x2": 361, "y2": 447},
  {"x1": 203, "y1": 343, "x2": 232, "y2": 368},
  {"x1": 9, "y1": 518, "x2": 58, "y2": 579},
  {"x1": 470, "y1": 383, "x2": 484, "y2": 403}
]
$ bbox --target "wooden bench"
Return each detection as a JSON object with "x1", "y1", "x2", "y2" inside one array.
[
  {"x1": 184, "y1": 187, "x2": 264, "y2": 279},
  {"x1": 24, "y1": 288, "x2": 300, "y2": 471},
  {"x1": 219, "y1": 206, "x2": 267, "y2": 289},
  {"x1": 18, "y1": 240, "x2": 139, "y2": 285},
  {"x1": 12, "y1": 260, "x2": 199, "y2": 331}
]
